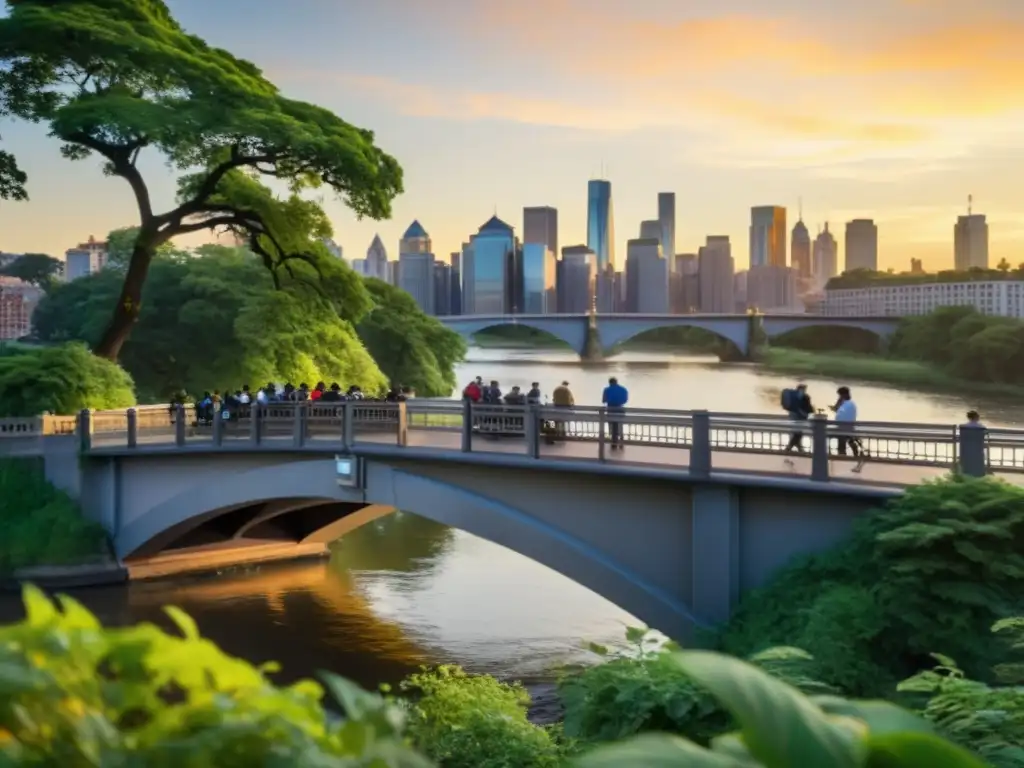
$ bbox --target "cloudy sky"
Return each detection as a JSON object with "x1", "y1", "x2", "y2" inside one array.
[{"x1": 1, "y1": 0, "x2": 1022, "y2": 270}]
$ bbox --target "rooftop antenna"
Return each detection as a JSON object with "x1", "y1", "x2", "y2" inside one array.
[
  {"x1": 968, "y1": 194, "x2": 973, "y2": 216},
  {"x1": 799, "y1": 197, "x2": 803, "y2": 221}
]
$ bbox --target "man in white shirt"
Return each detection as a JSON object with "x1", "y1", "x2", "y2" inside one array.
[{"x1": 832, "y1": 386, "x2": 868, "y2": 473}]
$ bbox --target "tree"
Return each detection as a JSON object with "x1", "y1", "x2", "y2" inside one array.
[
  {"x1": 357, "y1": 278, "x2": 467, "y2": 397},
  {"x1": 0, "y1": 252, "x2": 62, "y2": 289},
  {"x1": 104, "y1": 226, "x2": 186, "y2": 270},
  {"x1": 0, "y1": 0, "x2": 402, "y2": 360},
  {"x1": 997, "y1": 257, "x2": 1012, "y2": 272}
]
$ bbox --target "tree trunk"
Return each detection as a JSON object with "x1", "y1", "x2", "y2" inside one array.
[{"x1": 92, "y1": 241, "x2": 155, "y2": 361}]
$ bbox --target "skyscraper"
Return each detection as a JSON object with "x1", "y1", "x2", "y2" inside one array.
[
  {"x1": 365, "y1": 234, "x2": 389, "y2": 281},
  {"x1": 639, "y1": 220, "x2": 661, "y2": 240},
  {"x1": 462, "y1": 215, "x2": 516, "y2": 314},
  {"x1": 521, "y1": 243, "x2": 556, "y2": 314},
  {"x1": 845, "y1": 219, "x2": 879, "y2": 272},
  {"x1": 559, "y1": 245, "x2": 596, "y2": 313},
  {"x1": 698, "y1": 236, "x2": 735, "y2": 313},
  {"x1": 813, "y1": 224, "x2": 838, "y2": 281},
  {"x1": 749, "y1": 206, "x2": 787, "y2": 268},
  {"x1": 399, "y1": 252, "x2": 436, "y2": 314},
  {"x1": 400, "y1": 220, "x2": 431, "y2": 255},
  {"x1": 658, "y1": 192, "x2": 676, "y2": 268},
  {"x1": 625, "y1": 238, "x2": 669, "y2": 313},
  {"x1": 523, "y1": 207, "x2": 558, "y2": 258},
  {"x1": 791, "y1": 218, "x2": 811, "y2": 278},
  {"x1": 954, "y1": 211, "x2": 989, "y2": 271},
  {"x1": 587, "y1": 179, "x2": 615, "y2": 274}
]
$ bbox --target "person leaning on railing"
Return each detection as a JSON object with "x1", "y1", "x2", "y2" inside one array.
[
  {"x1": 602, "y1": 377, "x2": 629, "y2": 451},
  {"x1": 550, "y1": 380, "x2": 575, "y2": 442}
]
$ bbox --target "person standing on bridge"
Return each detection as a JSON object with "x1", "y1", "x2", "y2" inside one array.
[
  {"x1": 602, "y1": 377, "x2": 629, "y2": 450},
  {"x1": 781, "y1": 382, "x2": 813, "y2": 464},
  {"x1": 831, "y1": 386, "x2": 867, "y2": 473}
]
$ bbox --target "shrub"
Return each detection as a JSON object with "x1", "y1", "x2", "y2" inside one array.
[
  {"x1": 575, "y1": 650, "x2": 987, "y2": 767},
  {"x1": 0, "y1": 586, "x2": 428, "y2": 766},
  {"x1": 400, "y1": 665, "x2": 562, "y2": 768},
  {"x1": 0, "y1": 342, "x2": 135, "y2": 416},
  {"x1": 0, "y1": 459, "x2": 109, "y2": 573}
]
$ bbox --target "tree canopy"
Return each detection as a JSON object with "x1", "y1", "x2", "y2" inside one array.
[
  {"x1": 33, "y1": 245, "x2": 387, "y2": 401},
  {"x1": 0, "y1": 0, "x2": 402, "y2": 358},
  {"x1": 357, "y1": 278, "x2": 467, "y2": 397},
  {"x1": 0, "y1": 252, "x2": 62, "y2": 290}
]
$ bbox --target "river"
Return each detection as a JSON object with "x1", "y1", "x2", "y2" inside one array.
[{"x1": 4, "y1": 347, "x2": 1023, "y2": 715}]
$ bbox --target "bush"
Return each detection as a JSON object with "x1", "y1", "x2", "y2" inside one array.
[
  {"x1": 0, "y1": 586, "x2": 428, "y2": 766},
  {"x1": 0, "y1": 459, "x2": 109, "y2": 573},
  {"x1": 0, "y1": 342, "x2": 135, "y2": 416},
  {"x1": 401, "y1": 665, "x2": 562, "y2": 768}
]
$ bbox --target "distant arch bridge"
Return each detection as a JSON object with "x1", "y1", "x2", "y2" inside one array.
[{"x1": 438, "y1": 313, "x2": 901, "y2": 358}]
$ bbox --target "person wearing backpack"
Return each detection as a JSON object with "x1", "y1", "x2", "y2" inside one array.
[{"x1": 780, "y1": 382, "x2": 813, "y2": 463}]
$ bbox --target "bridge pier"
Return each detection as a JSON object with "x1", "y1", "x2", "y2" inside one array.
[{"x1": 690, "y1": 485, "x2": 740, "y2": 626}]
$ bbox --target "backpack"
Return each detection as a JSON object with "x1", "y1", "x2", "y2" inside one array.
[
  {"x1": 780, "y1": 388, "x2": 797, "y2": 412},
  {"x1": 463, "y1": 382, "x2": 481, "y2": 401}
]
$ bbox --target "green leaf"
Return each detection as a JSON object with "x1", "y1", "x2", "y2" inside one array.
[
  {"x1": 162, "y1": 605, "x2": 200, "y2": 640},
  {"x1": 575, "y1": 733, "x2": 747, "y2": 767},
  {"x1": 866, "y1": 731, "x2": 990, "y2": 767},
  {"x1": 674, "y1": 651, "x2": 866, "y2": 768},
  {"x1": 22, "y1": 584, "x2": 57, "y2": 626},
  {"x1": 320, "y1": 671, "x2": 384, "y2": 720}
]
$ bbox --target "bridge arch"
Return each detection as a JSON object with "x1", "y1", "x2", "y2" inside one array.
[
  {"x1": 760, "y1": 316, "x2": 900, "y2": 342},
  {"x1": 440, "y1": 316, "x2": 588, "y2": 355},
  {"x1": 595, "y1": 315, "x2": 750, "y2": 358},
  {"x1": 116, "y1": 459, "x2": 704, "y2": 639}
]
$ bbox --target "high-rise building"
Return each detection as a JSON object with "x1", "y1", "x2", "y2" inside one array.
[
  {"x1": 955, "y1": 213, "x2": 989, "y2": 271},
  {"x1": 698, "y1": 236, "x2": 735, "y2": 313},
  {"x1": 734, "y1": 270, "x2": 748, "y2": 313},
  {"x1": 400, "y1": 220, "x2": 432, "y2": 255},
  {"x1": 558, "y1": 245, "x2": 597, "y2": 313},
  {"x1": 625, "y1": 238, "x2": 669, "y2": 313},
  {"x1": 449, "y1": 250, "x2": 463, "y2": 315},
  {"x1": 812, "y1": 224, "x2": 839, "y2": 281},
  {"x1": 399, "y1": 252, "x2": 436, "y2": 314},
  {"x1": 365, "y1": 234, "x2": 389, "y2": 281},
  {"x1": 791, "y1": 218, "x2": 811, "y2": 278},
  {"x1": 349, "y1": 257, "x2": 369, "y2": 276},
  {"x1": 521, "y1": 243, "x2": 556, "y2": 314},
  {"x1": 321, "y1": 237, "x2": 343, "y2": 259},
  {"x1": 387, "y1": 260, "x2": 400, "y2": 287},
  {"x1": 462, "y1": 215, "x2": 516, "y2": 315},
  {"x1": 639, "y1": 220, "x2": 661, "y2": 240},
  {"x1": 845, "y1": 219, "x2": 879, "y2": 272},
  {"x1": 671, "y1": 254, "x2": 700, "y2": 313},
  {"x1": 658, "y1": 192, "x2": 676, "y2": 268},
  {"x1": 749, "y1": 206, "x2": 787, "y2": 268},
  {"x1": 747, "y1": 265, "x2": 799, "y2": 312},
  {"x1": 433, "y1": 262, "x2": 453, "y2": 316},
  {"x1": 0, "y1": 278, "x2": 42, "y2": 340},
  {"x1": 64, "y1": 236, "x2": 107, "y2": 281},
  {"x1": 587, "y1": 179, "x2": 615, "y2": 282},
  {"x1": 523, "y1": 207, "x2": 558, "y2": 259}
]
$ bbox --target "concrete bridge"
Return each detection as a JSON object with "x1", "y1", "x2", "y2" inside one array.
[
  {"x1": 437, "y1": 313, "x2": 902, "y2": 358},
  {"x1": 7, "y1": 400, "x2": 1019, "y2": 641}
]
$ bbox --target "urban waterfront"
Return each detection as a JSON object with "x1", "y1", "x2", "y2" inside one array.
[{"x1": 3, "y1": 347, "x2": 1022, "y2": 714}]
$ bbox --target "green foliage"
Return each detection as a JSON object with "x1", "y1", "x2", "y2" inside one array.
[
  {"x1": 723, "y1": 475, "x2": 1024, "y2": 696},
  {"x1": 0, "y1": 586, "x2": 429, "y2": 766},
  {"x1": 0, "y1": 459, "x2": 108, "y2": 573},
  {"x1": 32, "y1": 248, "x2": 386, "y2": 401},
  {"x1": 576, "y1": 651, "x2": 987, "y2": 767},
  {"x1": 0, "y1": 252, "x2": 62, "y2": 290},
  {"x1": 400, "y1": 665, "x2": 562, "y2": 768},
  {"x1": 104, "y1": 226, "x2": 186, "y2": 270},
  {"x1": 0, "y1": 342, "x2": 135, "y2": 415},
  {"x1": 357, "y1": 278, "x2": 466, "y2": 397},
  {"x1": 828, "y1": 266, "x2": 1024, "y2": 290}
]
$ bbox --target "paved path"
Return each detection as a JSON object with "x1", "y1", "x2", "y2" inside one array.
[{"x1": 73, "y1": 424, "x2": 1003, "y2": 489}]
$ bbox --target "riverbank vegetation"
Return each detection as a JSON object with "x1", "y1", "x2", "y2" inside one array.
[
  {"x1": 4, "y1": 475, "x2": 1019, "y2": 765},
  {"x1": 0, "y1": 459, "x2": 109, "y2": 574}
]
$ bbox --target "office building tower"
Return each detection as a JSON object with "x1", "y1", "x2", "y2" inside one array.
[
  {"x1": 349, "y1": 258, "x2": 369, "y2": 276},
  {"x1": 625, "y1": 238, "x2": 669, "y2": 313},
  {"x1": 64, "y1": 236, "x2": 107, "y2": 281},
  {"x1": 523, "y1": 207, "x2": 558, "y2": 259},
  {"x1": 791, "y1": 218, "x2": 811, "y2": 278},
  {"x1": 559, "y1": 245, "x2": 597, "y2": 313},
  {"x1": 365, "y1": 234, "x2": 389, "y2": 281},
  {"x1": 672, "y1": 253, "x2": 700, "y2": 313},
  {"x1": 749, "y1": 206, "x2": 787, "y2": 268},
  {"x1": 399, "y1": 252, "x2": 436, "y2": 314},
  {"x1": 698, "y1": 236, "x2": 735, "y2": 313},
  {"x1": 955, "y1": 209, "x2": 989, "y2": 270},
  {"x1": 521, "y1": 243, "x2": 556, "y2": 314},
  {"x1": 433, "y1": 262, "x2": 453, "y2": 316},
  {"x1": 321, "y1": 237, "x2": 343, "y2": 259},
  {"x1": 747, "y1": 265, "x2": 798, "y2": 312},
  {"x1": 587, "y1": 178, "x2": 615, "y2": 273},
  {"x1": 0, "y1": 278, "x2": 42, "y2": 340},
  {"x1": 812, "y1": 224, "x2": 838, "y2": 281},
  {"x1": 658, "y1": 192, "x2": 676, "y2": 268},
  {"x1": 639, "y1": 220, "x2": 661, "y2": 240},
  {"x1": 734, "y1": 270, "x2": 748, "y2": 312},
  {"x1": 462, "y1": 215, "x2": 516, "y2": 315},
  {"x1": 400, "y1": 220, "x2": 431, "y2": 255},
  {"x1": 449, "y1": 251, "x2": 463, "y2": 315},
  {"x1": 845, "y1": 219, "x2": 879, "y2": 272}
]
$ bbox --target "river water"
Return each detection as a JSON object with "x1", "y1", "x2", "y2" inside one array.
[{"x1": 4, "y1": 347, "x2": 1023, "y2": 710}]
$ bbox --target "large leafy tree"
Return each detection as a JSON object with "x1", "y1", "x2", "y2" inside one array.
[
  {"x1": 0, "y1": 0, "x2": 402, "y2": 360},
  {"x1": 0, "y1": 252, "x2": 62, "y2": 289}
]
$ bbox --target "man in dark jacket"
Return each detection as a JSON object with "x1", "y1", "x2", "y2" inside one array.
[{"x1": 783, "y1": 383, "x2": 813, "y2": 461}]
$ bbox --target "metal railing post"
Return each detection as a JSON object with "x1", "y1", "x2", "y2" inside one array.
[
  {"x1": 958, "y1": 424, "x2": 987, "y2": 477},
  {"x1": 811, "y1": 414, "x2": 829, "y2": 481},
  {"x1": 598, "y1": 408, "x2": 607, "y2": 461},
  {"x1": 77, "y1": 409, "x2": 92, "y2": 452},
  {"x1": 525, "y1": 405, "x2": 540, "y2": 459},
  {"x1": 396, "y1": 401, "x2": 408, "y2": 446},
  {"x1": 174, "y1": 404, "x2": 186, "y2": 447},
  {"x1": 212, "y1": 406, "x2": 224, "y2": 446},
  {"x1": 461, "y1": 399, "x2": 473, "y2": 452},
  {"x1": 292, "y1": 403, "x2": 306, "y2": 447},
  {"x1": 126, "y1": 408, "x2": 138, "y2": 449},
  {"x1": 689, "y1": 410, "x2": 711, "y2": 478},
  {"x1": 342, "y1": 402, "x2": 355, "y2": 450},
  {"x1": 249, "y1": 404, "x2": 262, "y2": 446}
]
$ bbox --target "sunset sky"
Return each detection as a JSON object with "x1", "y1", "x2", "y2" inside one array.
[{"x1": 1, "y1": 0, "x2": 1023, "y2": 270}]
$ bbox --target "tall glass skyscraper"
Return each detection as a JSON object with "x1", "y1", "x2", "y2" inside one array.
[
  {"x1": 463, "y1": 215, "x2": 516, "y2": 314},
  {"x1": 587, "y1": 180, "x2": 615, "y2": 273},
  {"x1": 521, "y1": 243, "x2": 556, "y2": 314}
]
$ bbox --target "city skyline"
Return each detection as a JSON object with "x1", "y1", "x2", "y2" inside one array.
[{"x1": 0, "y1": 0, "x2": 1022, "y2": 269}]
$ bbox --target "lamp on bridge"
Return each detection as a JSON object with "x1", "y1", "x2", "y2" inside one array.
[{"x1": 335, "y1": 455, "x2": 361, "y2": 488}]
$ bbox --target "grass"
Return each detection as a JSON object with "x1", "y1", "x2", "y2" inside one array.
[
  {"x1": 759, "y1": 347, "x2": 1024, "y2": 397},
  {"x1": 0, "y1": 458, "x2": 110, "y2": 574},
  {"x1": 471, "y1": 332, "x2": 569, "y2": 350}
]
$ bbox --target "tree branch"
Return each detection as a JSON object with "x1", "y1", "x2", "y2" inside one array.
[{"x1": 66, "y1": 131, "x2": 155, "y2": 221}]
